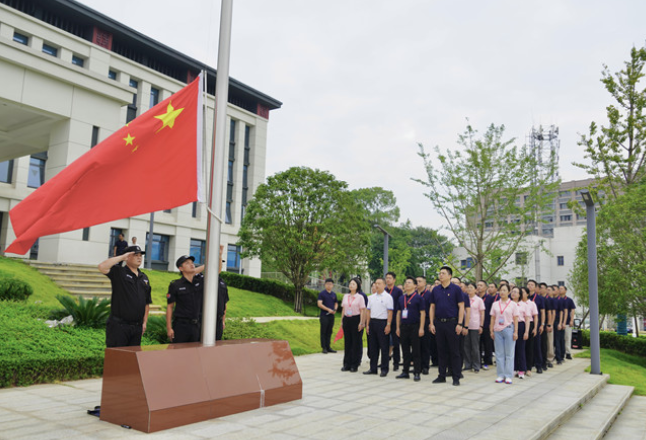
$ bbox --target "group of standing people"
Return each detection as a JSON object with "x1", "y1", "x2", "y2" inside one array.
[{"x1": 318, "y1": 267, "x2": 576, "y2": 386}]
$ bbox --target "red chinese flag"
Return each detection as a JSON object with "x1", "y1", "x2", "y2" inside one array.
[
  {"x1": 5, "y1": 75, "x2": 204, "y2": 255},
  {"x1": 334, "y1": 326, "x2": 344, "y2": 343}
]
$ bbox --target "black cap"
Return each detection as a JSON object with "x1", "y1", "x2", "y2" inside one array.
[
  {"x1": 125, "y1": 245, "x2": 145, "y2": 255},
  {"x1": 176, "y1": 255, "x2": 195, "y2": 268}
]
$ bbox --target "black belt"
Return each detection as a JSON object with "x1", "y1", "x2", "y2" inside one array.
[
  {"x1": 371, "y1": 318, "x2": 387, "y2": 322},
  {"x1": 110, "y1": 316, "x2": 142, "y2": 326},
  {"x1": 437, "y1": 317, "x2": 457, "y2": 322},
  {"x1": 175, "y1": 317, "x2": 200, "y2": 325}
]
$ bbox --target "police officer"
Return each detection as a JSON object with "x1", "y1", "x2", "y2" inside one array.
[
  {"x1": 166, "y1": 255, "x2": 205, "y2": 343},
  {"x1": 98, "y1": 246, "x2": 151, "y2": 347},
  {"x1": 216, "y1": 246, "x2": 229, "y2": 341},
  {"x1": 317, "y1": 278, "x2": 339, "y2": 354},
  {"x1": 429, "y1": 266, "x2": 465, "y2": 386}
]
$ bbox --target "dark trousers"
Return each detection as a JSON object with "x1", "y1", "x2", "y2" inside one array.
[
  {"x1": 106, "y1": 317, "x2": 142, "y2": 348},
  {"x1": 435, "y1": 319, "x2": 461, "y2": 381},
  {"x1": 216, "y1": 316, "x2": 224, "y2": 341},
  {"x1": 554, "y1": 328, "x2": 565, "y2": 362},
  {"x1": 480, "y1": 328, "x2": 494, "y2": 365},
  {"x1": 173, "y1": 319, "x2": 201, "y2": 343},
  {"x1": 368, "y1": 319, "x2": 389, "y2": 372},
  {"x1": 525, "y1": 322, "x2": 535, "y2": 370},
  {"x1": 320, "y1": 314, "x2": 335, "y2": 350},
  {"x1": 391, "y1": 332, "x2": 401, "y2": 367},
  {"x1": 541, "y1": 327, "x2": 548, "y2": 367},
  {"x1": 429, "y1": 331, "x2": 439, "y2": 366},
  {"x1": 343, "y1": 315, "x2": 362, "y2": 369},
  {"x1": 420, "y1": 323, "x2": 430, "y2": 370},
  {"x1": 356, "y1": 327, "x2": 365, "y2": 365},
  {"x1": 534, "y1": 329, "x2": 544, "y2": 368},
  {"x1": 400, "y1": 323, "x2": 421, "y2": 374},
  {"x1": 514, "y1": 322, "x2": 527, "y2": 372},
  {"x1": 463, "y1": 329, "x2": 481, "y2": 370}
]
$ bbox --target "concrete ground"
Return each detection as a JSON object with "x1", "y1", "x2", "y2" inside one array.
[{"x1": 0, "y1": 348, "x2": 644, "y2": 440}]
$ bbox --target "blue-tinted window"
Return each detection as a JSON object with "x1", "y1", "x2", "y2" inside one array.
[
  {"x1": 146, "y1": 233, "x2": 169, "y2": 262},
  {"x1": 27, "y1": 156, "x2": 46, "y2": 188},
  {"x1": 91, "y1": 126, "x2": 100, "y2": 147},
  {"x1": 190, "y1": 239, "x2": 206, "y2": 265},
  {"x1": 557, "y1": 256, "x2": 564, "y2": 266},
  {"x1": 13, "y1": 32, "x2": 28, "y2": 45},
  {"x1": 42, "y1": 43, "x2": 58, "y2": 57},
  {"x1": 192, "y1": 202, "x2": 197, "y2": 218},
  {"x1": 227, "y1": 161, "x2": 234, "y2": 183},
  {"x1": 108, "y1": 70, "x2": 117, "y2": 80},
  {"x1": 225, "y1": 202, "x2": 232, "y2": 224},
  {"x1": 0, "y1": 160, "x2": 13, "y2": 183},
  {"x1": 108, "y1": 228, "x2": 123, "y2": 257},
  {"x1": 227, "y1": 244, "x2": 241, "y2": 273},
  {"x1": 82, "y1": 227, "x2": 90, "y2": 241},
  {"x1": 71, "y1": 55, "x2": 84, "y2": 67},
  {"x1": 150, "y1": 87, "x2": 159, "y2": 108}
]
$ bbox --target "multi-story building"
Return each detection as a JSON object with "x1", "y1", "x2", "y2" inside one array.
[{"x1": 0, "y1": 0, "x2": 281, "y2": 275}]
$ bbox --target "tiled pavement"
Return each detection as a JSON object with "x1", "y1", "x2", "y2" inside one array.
[{"x1": 0, "y1": 348, "x2": 642, "y2": 440}]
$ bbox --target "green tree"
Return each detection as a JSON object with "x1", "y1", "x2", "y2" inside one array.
[
  {"x1": 350, "y1": 187, "x2": 400, "y2": 227},
  {"x1": 415, "y1": 123, "x2": 560, "y2": 282},
  {"x1": 238, "y1": 167, "x2": 371, "y2": 313}
]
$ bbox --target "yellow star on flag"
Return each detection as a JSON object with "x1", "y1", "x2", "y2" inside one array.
[
  {"x1": 154, "y1": 101, "x2": 184, "y2": 133},
  {"x1": 123, "y1": 133, "x2": 135, "y2": 146},
  {"x1": 132, "y1": 145, "x2": 139, "y2": 153}
]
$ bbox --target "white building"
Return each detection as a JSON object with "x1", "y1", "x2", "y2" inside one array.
[{"x1": 0, "y1": 0, "x2": 281, "y2": 275}]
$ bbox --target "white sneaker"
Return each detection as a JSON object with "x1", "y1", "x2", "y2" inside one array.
[
  {"x1": 518, "y1": 372, "x2": 525, "y2": 379},
  {"x1": 505, "y1": 378, "x2": 513, "y2": 384},
  {"x1": 495, "y1": 377, "x2": 504, "y2": 383}
]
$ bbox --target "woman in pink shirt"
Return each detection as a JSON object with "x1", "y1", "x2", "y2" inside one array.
[
  {"x1": 520, "y1": 286, "x2": 539, "y2": 376},
  {"x1": 463, "y1": 283, "x2": 485, "y2": 372},
  {"x1": 511, "y1": 287, "x2": 530, "y2": 379},
  {"x1": 341, "y1": 278, "x2": 366, "y2": 372},
  {"x1": 490, "y1": 284, "x2": 519, "y2": 384}
]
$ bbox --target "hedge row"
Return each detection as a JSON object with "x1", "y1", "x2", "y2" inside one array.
[
  {"x1": 219, "y1": 272, "x2": 331, "y2": 307},
  {"x1": 580, "y1": 329, "x2": 646, "y2": 357}
]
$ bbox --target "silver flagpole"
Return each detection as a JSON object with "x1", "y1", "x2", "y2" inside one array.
[{"x1": 202, "y1": 0, "x2": 233, "y2": 346}]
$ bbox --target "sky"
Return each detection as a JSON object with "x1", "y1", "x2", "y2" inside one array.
[{"x1": 78, "y1": 0, "x2": 646, "y2": 233}]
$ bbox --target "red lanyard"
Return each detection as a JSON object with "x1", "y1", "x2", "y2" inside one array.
[
  {"x1": 404, "y1": 292, "x2": 417, "y2": 309},
  {"x1": 348, "y1": 294, "x2": 356, "y2": 309},
  {"x1": 470, "y1": 296, "x2": 477, "y2": 307},
  {"x1": 498, "y1": 299, "x2": 511, "y2": 316}
]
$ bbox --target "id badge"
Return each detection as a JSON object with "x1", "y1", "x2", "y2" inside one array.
[
  {"x1": 498, "y1": 318, "x2": 504, "y2": 325},
  {"x1": 346, "y1": 310, "x2": 353, "y2": 317},
  {"x1": 402, "y1": 309, "x2": 409, "y2": 319}
]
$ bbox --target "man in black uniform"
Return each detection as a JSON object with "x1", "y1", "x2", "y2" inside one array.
[
  {"x1": 166, "y1": 255, "x2": 205, "y2": 343},
  {"x1": 98, "y1": 246, "x2": 152, "y2": 347},
  {"x1": 113, "y1": 233, "x2": 128, "y2": 257},
  {"x1": 216, "y1": 247, "x2": 229, "y2": 341}
]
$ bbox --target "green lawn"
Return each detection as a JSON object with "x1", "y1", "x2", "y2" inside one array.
[
  {"x1": 0, "y1": 256, "x2": 71, "y2": 307},
  {"x1": 575, "y1": 348, "x2": 646, "y2": 395},
  {"x1": 261, "y1": 318, "x2": 345, "y2": 356}
]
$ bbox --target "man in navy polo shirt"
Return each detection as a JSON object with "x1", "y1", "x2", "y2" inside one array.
[
  {"x1": 396, "y1": 276, "x2": 426, "y2": 381},
  {"x1": 527, "y1": 279, "x2": 545, "y2": 373},
  {"x1": 385, "y1": 271, "x2": 403, "y2": 371},
  {"x1": 563, "y1": 286, "x2": 576, "y2": 359},
  {"x1": 317, "y1": 278, "x2": 338, "y2": 354},
  {"x1": 554, "y1": 285, "x2": 566, "y2": 364},
  {"x1": 416, "y1": 276, "x2": 434, "y2": 374},
  {"x1": 429, "y1": 266, "x2": 465, "y2": 386}
]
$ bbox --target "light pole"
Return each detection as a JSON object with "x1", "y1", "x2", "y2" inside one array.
[
  {"x1": 373, "y1": 224, "x2": 391, "y2": 276},
  {"x1": 581, "y1": 189, "x2": 601, "y2": 375}
]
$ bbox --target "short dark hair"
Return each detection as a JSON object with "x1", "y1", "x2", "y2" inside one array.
[
  {"x1": 561, "y1": 285, "x2": 568, "y2": 291},
  {"x1": 489, "y1": 282, "x2": 498, "y2": 289},
  {"x1": 386, "y1": 271, "x2": 397, "y2": 279},
  {"x1": 478, "y1": 280, "x2": 487, "y2": 285},
  {"x1": 440, "y1": 266, "x2": 453, "y2": 276},
  {"x1": 405, "y1": 276, "x2": 417, "y2": 285},
  {"x1": 416, "y1": 276, "x2": 427, "y2": 282},
  {"x1": 500, "y1": 279, "x2": 509, "y2": 285},
  {"x1": 325, "y1": 278, "x2": 334, "y2": 284},
  {"x1": 552, "y1": 284, "x2": 559, "y2": 290},
  {"x1": 539, "y1": 282, "x2": 547, "y2": 288},
  {"x1": 527, "y1": 279, "x2": 537, "y2": 286},
  {"x1": 375, "y1": 277, "x2": 385, "y2": 283}
]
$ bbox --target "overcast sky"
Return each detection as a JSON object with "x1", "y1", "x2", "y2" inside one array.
[{"x1": 79, "y1": 0, "x2": 646, "y2": 233}]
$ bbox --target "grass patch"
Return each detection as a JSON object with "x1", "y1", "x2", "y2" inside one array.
[
  {"x1": 0, "y1": 257, "x2": 72, "y2": 307},
  {"x1": 575, "y1": 348, "x2": 646, "y2": 395}
]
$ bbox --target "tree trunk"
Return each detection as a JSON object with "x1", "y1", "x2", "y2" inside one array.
[{"x1": 294, "y1": 284, "x2": 303, "y2": 314}]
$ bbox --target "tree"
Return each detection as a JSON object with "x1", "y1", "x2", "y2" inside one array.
[
  {"x1": 415, "y1": 123, "x2": 560, "y2": 282},
  {"x1": 350, "y1": 187, "x2": 400, "y2": 227},
  {"x1": 575, "y1": 46, "x2": 646, "y2": 200},
  {"x1": 238, "y1": 167, "x2": 371, "y2": 313}
]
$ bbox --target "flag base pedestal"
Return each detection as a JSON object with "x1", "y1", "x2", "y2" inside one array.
[{"x1": 99, "y1": 339, "x2": 302, "y2": 433}]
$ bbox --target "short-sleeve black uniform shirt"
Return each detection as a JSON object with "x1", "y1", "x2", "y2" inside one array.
[
  {"x1": 167, "y1": 273, "x2": 204, "y2": 320},
  {"x1": 106, "y1": 265, "x2": 152, "y2": 322}
]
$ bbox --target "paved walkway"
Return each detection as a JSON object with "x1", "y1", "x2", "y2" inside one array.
[{"x1": 0, "y1": 349, "x2": 641, "y2": 440}]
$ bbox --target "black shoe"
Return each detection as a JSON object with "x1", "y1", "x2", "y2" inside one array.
[
  {"x1": 380, "y1": 371, "x2": 388, "y2": 377},
  {"x1": 422, "y1": 368, "x2": 429, "y2": 375},
  {"x1": 328, "y1": 349, "x2": 337, "y2": 353},
  {"x1": 414, "y1": 374, "x2": 421, "y2": 382},
  {"x1": 566, "y1": 354, "x2": 572, "y2": 360},
  {"x1": 394, "y1": 364, "x2": 399, "y2": 371},
  {"x1": 396, "y1": 372, "x2": 410, "y2": 379},
  {"x1": 322, "y1": 349, "x2": 328, "y2": 354},
  {"x1": 341, "y1": 367, "x2": 349, "y2": 372},
  {"x1": 350, "y1": 368, "x2": 358, "y2": 372},
  {"x1": 431, "y1": 363, "x2": 439, "y2": 367},
  {"x1": 363, "y1": 370, "x2": 378, "y2": 375},
  {"x1": 557, "y1": 360, "x2": 563, "y2": 365},
  {"x1": 460, "y1": 373, "x2": 464, "y2": 379},
  {"x1": 536, "y1": 367, "x2": 543, "y2": 374},
  {"x1": 547, "y1": 362, "x2": 553, "y2": 368},
  {"x1": 432, "y1": 377, "x2": 446, "y2": 384},
  {"x1": 452, "y1": 379, "x2": 460, "y2": 386}
]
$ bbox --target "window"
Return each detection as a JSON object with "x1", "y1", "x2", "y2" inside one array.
[
  {"x1": 108, "y1": 70, "x2": 117, "y2": 80},
  {"x1": 557, "y1": 256, "x2": 564, "y2": 266},
  {"x1": 227, "y1": 244, "x2": 241, "y2": 273},
  {"x1": 559, "y1": 202, "x2": 569, "y2": 209},
  {"x1": 30, "y1": 238, "x2": 39, "y2": 260},
  {"x1": 13, "y1": 31, "x2": 28, "y2": 45},
  {"x1": 192, "y1": 202, "x2": 197, "y2": 218},
  {"x1": 108, "y1": 228, "x2": 123, "y2": 257},
  {"x1": 150, "y1": 87, "x2": 160, "y2": 108},
  {"x1": 515, "y1": 252, "x2": 528, "y2": 265},
  {"x1": 225, "y1": 202, "x2": 232, "y2": 224},
  {"x1": 42, "y1": 43, "x2": 58, "y2": 57},
  {"x1": 82, "y1": 227, "x2": 90, "y2": 241},
  {"x1": 28, "y1": 153, "x2": 47, "y2": 188},
  {"x1": 559, "y1": 191, "x2": 570, "y2": 197},
  {"x1": 163, "y1": 209, "x2": 172, "y2": 213},
  {"x1": 71, "y1": 55, "x2": 84, "y2": 67},
  {"x1": 190, "y1": 239, "x2": 206, "y2": 265},
  {"x1": 241, "y1": 124, "x2": 250, "y2": 223},
  {"x1": 145, "y1": 233, "x2": 170, "y2": 263},
  {"x1": 91, "y1": 126, "x2": 100, "y2": 148},
  {"x1": 227, "y1": 161, "x2": 234, "y2": 183},
  {"x1": 226, "y1": 119, "x2": 235, "y2": 224},
  {"x1": 484, "y1": 221, "x2": 494, "y2": 228},
  {"x1": 560, "y1": 215, "x2": 572, "y2": 222},
  {"x1": 460, "y1": 258, "x2": 473, "y2": 269},
  {"x1": 558, "y1": 281, "x2": 565, "y2": 287},
  {"x1": 0, "y1": 160, "x2": 13, "y2": 183},
  {"x1": 127, "y1": 79, "x2": 139, "y2": 123}
]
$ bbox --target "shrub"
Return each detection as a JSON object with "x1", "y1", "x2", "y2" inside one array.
[
  {"x1": 145, "y1": 315, "x2": 170, "y2": 344},
  {"x1": 219, "y1": 272, "x2": 324, "y2": 307},
  {"x1": 0, "y1": 277, "x2": 34, "y2": 302},
  {"x1": 56, "y1": 295, "x2": 111, "y2": 328},
  {"x1": 580, "y1": 329, "x2": 646, "y2": 358}
]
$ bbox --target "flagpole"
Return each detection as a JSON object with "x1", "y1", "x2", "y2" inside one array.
[{"x1": 202, "y1": 0, "x2": 233, "y2": 346}]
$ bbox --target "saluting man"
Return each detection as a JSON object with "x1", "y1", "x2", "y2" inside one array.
[
  {"x1": 166, "y1": 255, "x2": 205, "y2": 343},
  {"x1": 98, "y1": 245, "x2": 151, "y2": 347}
]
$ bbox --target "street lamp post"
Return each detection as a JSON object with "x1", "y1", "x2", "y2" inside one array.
[
  {"x1": 581, "y1": 190, "x2": 601, "y2": 375},
  {"x1": 373, "y1": 224, "x2": 391, "y2": 276}
]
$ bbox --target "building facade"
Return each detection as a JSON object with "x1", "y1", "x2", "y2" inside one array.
[{"x1": 0, "y1": 0, "x2": 281, "y2": 275}]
